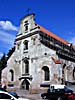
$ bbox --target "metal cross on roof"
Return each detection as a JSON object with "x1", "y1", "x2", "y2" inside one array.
[{"x1": 26, "y1": 8, "x2": 31, "y2": 15}]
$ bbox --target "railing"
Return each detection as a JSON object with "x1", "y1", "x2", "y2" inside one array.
[
  {"x1": 56, "y1": 50, "x2": 75, "y2": 62},
  {"x1": 39, "y1": 35, "x2": 75, "y2": 62}
]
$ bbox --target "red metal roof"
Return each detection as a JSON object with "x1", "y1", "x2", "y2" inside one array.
[
  {"x1": 39, "y1": 25, "x2": 69, "y2": 45},
  {"x1": 52, "y1": 57, "x2": 62, "y2": 64},
  {"x1": 73, "y1": 46, "x2": 75, "y2": 48}
]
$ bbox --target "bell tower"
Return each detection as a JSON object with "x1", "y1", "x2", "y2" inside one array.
[{"x1": 17, "y1": 13, "x2": 36, "y2": 36}]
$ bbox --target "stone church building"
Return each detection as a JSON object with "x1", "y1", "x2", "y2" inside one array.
[{"x1": 2, "y1": 13, "x2": 75, "y2": 91}]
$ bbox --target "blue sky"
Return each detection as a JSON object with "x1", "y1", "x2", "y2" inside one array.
[{"x1": 0, "y1": 0, "x2": 75, "y2": 57}]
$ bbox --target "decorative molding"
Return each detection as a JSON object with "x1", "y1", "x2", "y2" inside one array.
[{"x1": 16, "y1": 31, "x2": 38, "y2": 41}]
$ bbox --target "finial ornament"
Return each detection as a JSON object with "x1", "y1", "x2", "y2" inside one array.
[{"x1": 26, "y1": 8, "x2": 31, "y2": 15}]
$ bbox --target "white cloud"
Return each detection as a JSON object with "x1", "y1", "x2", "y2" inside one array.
[
  {"x1": 0, "y1": 30, "x2": 15, "y2": 45},
  {"x1": 0, "y1": 20, "x2": 18, "y2": 55},
  {"x1": 0, "y1": 52, "x2": 3, "y2": 58},
  {"x1": 69, "y1": 37, "x2": 75, "y2": 44},
  {"x1": 0, "y1": 21, "x2": 18, "y2": 31}
]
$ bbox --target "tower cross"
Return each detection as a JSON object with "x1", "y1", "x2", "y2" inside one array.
[{"x1": 26, "y1": 8, "x2": 31, "y2": 15}]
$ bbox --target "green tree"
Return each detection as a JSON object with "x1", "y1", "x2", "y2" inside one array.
[
  {"x1": 0, "y1": 54, "x2": 7, "y2": 83},
  {"x1": 0, "y1": 47, "x2": 15, "y2": 84},
  {"x1": 7, "y1": 46, "x2": 15, "y2": 60}
]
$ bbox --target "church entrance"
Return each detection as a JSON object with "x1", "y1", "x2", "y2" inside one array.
[{"x1": 21, "y1": 79, "x2": 30, "y2": 90}]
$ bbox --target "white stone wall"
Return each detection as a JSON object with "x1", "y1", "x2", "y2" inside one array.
[{"x1": 2, "y1": 14, "x2": 75, "y2": 91}]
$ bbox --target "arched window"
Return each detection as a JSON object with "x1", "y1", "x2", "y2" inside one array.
[
  {"x1": 62, "y1": 64, "x2": 66, "y2": 74},
  {"x1": 42, "y1": 66, "x2": 49, "y2": 81},
  {"x1": 16, "y1": 41, "x2": 21, "y2": 50},
  {"x1": 24, "y1": 20, "x2": 28, "y2": 31},
  {"x1": 73, "y1": 67, "x2": 75, "y2": 78},
  {"x1": 61, "y1": 64, "x2": 66, "y2": 84},
  {"x1": 25, "y1": 25, "x2": 28, "y2": 31},
  {"x1": 10, "y1": 69, "x2": 14, "y2": 81},
  {"x1": 23, "y1": 40, "x2": 28, "y2": 50},
  {"x1": 24, "y1": 58, "x2": 29, "y2": 74}
]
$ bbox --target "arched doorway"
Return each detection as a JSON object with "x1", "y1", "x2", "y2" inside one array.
[
  {"x1": 21, "y1": 79, "x2": 30, "y2": 90},
  {"x1": 42, "y1": 66, "x2": 50, "y2": 81},
  {"x1": 10, "y1": 69, "x2": 14, "y2": 81}
]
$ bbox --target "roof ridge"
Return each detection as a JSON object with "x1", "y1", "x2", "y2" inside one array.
[{"x1": 38, "y1": 24, "x2": 69, "y2": 45}]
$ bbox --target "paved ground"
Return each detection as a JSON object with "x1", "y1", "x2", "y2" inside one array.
[
  {"x1": 16, "y1": 89, "x2": 42, "y2": 100},
  {"x1": 7, "y1": 85, "x2": 75, "y2": 100}
]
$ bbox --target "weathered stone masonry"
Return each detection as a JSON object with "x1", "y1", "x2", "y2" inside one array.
[{"x1": 2, "y1": 14, "x2": 75, "y2": 92}]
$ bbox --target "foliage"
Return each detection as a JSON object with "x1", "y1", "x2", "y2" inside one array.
[
  {"x1": 7, "y1": 46, "x2": 15, "y2": 60},
  {"x1": 0, "y1": 46, "x2": 15, "y2": 82},
  {"x1": 0, "y1": 54, "x2": 7, "y2": 71},
  {"x1": 0, "y1": 54, "x2": 7, "y2": 82}
]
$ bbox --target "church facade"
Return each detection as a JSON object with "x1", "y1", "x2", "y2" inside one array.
[{"x1": 2, "y1": 14, "x2": 75, "y2": 91}]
